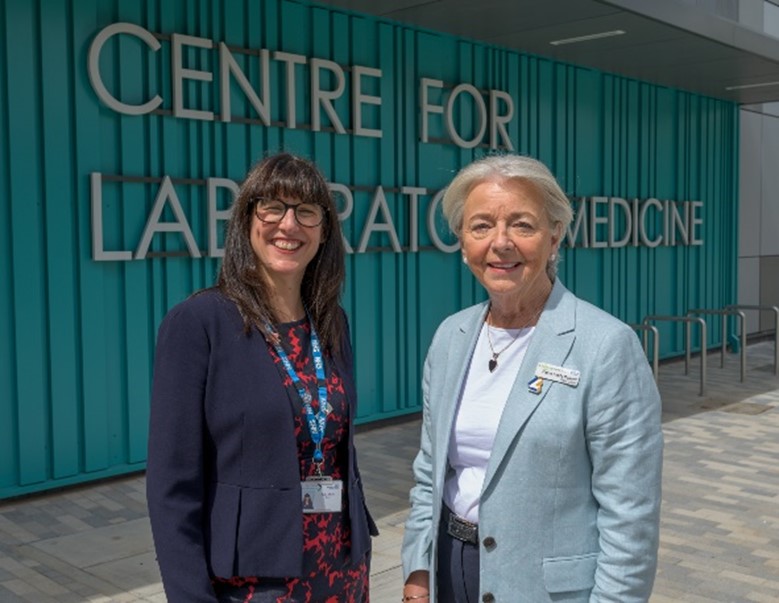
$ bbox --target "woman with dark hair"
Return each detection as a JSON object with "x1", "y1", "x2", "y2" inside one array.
[{"x1": 147, "y1": 152, "x2": 377, "y2": 603}]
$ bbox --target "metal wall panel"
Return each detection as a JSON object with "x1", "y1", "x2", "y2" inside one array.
[{"x1": 0, "y1": 0, "x2": 738, "y2": 498}]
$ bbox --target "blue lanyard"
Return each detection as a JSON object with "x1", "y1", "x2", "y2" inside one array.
[{"x1": 264, "y1": 317, "x2": 330, "y2": 471}]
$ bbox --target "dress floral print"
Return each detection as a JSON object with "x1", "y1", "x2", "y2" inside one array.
[{"x1": 212, "y1": 319, "x2": 369, "y2": 603}]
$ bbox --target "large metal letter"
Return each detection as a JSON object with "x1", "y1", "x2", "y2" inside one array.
[
  {"x1": 589, "y1": 196, "x2": 608, "y2": 248},
  {"x1": 489, "y1": 89, "x2": 514, "y2": 151},
  {"x1": 445, "y1": 84, "x2": 487, "y2": 149},
  {"x1": 90, "y1": 173, "x2": 133, "y2": 261},
  {"x1": 310, "y1": 58, "x2": 346, "y2": 134},
  {"x1": 639, "y1": 198, "x2": 663, "y2": 247},
  {"x1": 608, "y1": 197, "x2": 632, "y2": 247},
  {"x1": 402, "y1": 186, "x2": 426, "y2": 252},
  {"x1": 428, "y1": 189, "x2": 460, "y2": 253},
  {"x1": 690, "y1": 201, "x2": 704, "y2": 245},
  {"x1": 352, "y1": 65, "x2": 383, "y2": 138},
  {"x1": 219, "y1": 43, "x2": 270, "y2": 124},
  {"x1": 357, "y1": 187, "x2": 401, "y2": 253},
  {"x1": 274, "y1": 51, "x2": 307, "y2": 129},
  {"x1": 207, "y1": 178, "x2": 237, "y2": 257},
  {"x1": 420, "y1": 78, "x2": 444, "y2": 143},
  {"x1": 565, "y1": 197, "x2": 589, "y2": 248},
  {"x1": 171, "y1": 33, "x2": 214, "y2": 121},
  {"x1": 88, "y1": 23, "x2": 162, "y2": 115},
  {"x1": 135, "y1": 177, "x2": 201, "y2": 259}
]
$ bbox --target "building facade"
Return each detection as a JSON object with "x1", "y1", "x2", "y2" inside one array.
[{"x1": 1, "y1": 0, "x2": 775, "y2": 498}]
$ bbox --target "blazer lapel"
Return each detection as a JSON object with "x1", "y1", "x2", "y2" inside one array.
[
  {"x1": 482, "y1": 280, "x2": 577, "y2": 495},
  {"x1": 433, "y1": 302, "x2": 490, "y2": 458}
]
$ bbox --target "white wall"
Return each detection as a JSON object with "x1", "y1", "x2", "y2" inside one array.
[
  {"x1": 737, "y1": 2, "x2": 779, "y2": 335},
  {"x1": 738, "y1": 110, "x2": 762, "y2": 333}
]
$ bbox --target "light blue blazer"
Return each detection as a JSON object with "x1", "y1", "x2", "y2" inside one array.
[{"x1": 402, "y1": 279, "x2": 663, "y2": 602}]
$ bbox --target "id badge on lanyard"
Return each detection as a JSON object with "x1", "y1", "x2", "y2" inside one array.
[
  {"x1": 301, "y1": 475, "x2": 343, "y2": 514},
  {"x1": 265, "y1": 317, "x2": 343, "y2": 513}
]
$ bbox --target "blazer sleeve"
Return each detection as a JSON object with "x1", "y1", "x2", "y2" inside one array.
[
  {"x1": 401, "y1": 332, "x2": 438, "y2": 579},
  {"x1": 146, "y1": 302, "x2": 217, "y2": 603},
  {"x1": 586, "y1": 323, "x2": 664, "y2": 602},
  {"x1": 340, "y1": 308, "x2": 379, "y2": 540}
]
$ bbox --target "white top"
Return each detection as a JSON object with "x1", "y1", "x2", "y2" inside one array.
[{"x1": 443, "y1": 322, "x2": 535, "y2": 524}]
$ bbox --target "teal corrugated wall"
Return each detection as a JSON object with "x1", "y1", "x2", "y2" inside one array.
[{"x1": 0, "y1": 0, "x2": 738, "y2": 498}]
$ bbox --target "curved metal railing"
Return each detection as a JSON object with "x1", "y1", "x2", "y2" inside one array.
[
  {"x1": 724, "y1": 304, "x2": 779, "y2": 375},
  {"x1": 687, "y1": 308, "x2": 746, "y2": 382},
  {"x1": 643, "y1": 315, "x2": 707, "y2": 396}
]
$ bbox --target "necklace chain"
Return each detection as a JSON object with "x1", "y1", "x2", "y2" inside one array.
[{"x1": 485, "y1": 305, "x2": 543, "y2": 373}]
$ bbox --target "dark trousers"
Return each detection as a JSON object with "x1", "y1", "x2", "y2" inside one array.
[{"x1": 437, "y1": 506, "x2": 480, "y2": 603}]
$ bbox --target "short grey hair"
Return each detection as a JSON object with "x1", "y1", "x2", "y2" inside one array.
[{"x1": 441, "y1": 154, "x2": 574, "y2": 279}]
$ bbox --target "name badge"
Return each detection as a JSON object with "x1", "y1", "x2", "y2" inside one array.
[
  {"x1": 535, "y1": 362, "x2": 580, "y2": 387},
  {"x1": 301, "y1": 477, "x2": 343, "y2": 514}
]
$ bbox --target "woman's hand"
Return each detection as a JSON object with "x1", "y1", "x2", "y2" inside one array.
[{"x1": 402, "y1": 570, "x2": 430, "y2": 601}]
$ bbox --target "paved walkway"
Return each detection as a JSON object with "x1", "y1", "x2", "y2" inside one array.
[{"x1": 1, "y1": 341, "x2": 778, "y2": 602}]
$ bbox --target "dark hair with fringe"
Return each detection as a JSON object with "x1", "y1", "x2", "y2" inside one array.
[{"x1": 217, "y1": 152, "x2": 346, "y2": 356}]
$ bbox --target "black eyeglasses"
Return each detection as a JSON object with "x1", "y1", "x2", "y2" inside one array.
[{"x1": 253, "y1": 198, "x2": 326, "y2": 228}]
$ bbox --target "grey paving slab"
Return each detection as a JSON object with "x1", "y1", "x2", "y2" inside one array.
[
  {"x1": 87, "y1": 551, "x2": 164, "y2": 598},
  {"x1": 30, "y1": 518, "x2": 153, "y2": 569},
  {"x1": 0, "y1": 341, "x2": 776, "y2": 602}
]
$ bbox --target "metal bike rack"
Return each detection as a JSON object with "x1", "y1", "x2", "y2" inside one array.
[
  {"x1": 643, "y1": 315, "x2": 707, "y2": 396},
  {"x1": 687, "y1": 308, "x2": 746, "y2": 382},
  {"x1": 724, "y1": 304, "x2": 779, "y2": 376},
  {"x1": 629, "y1": 323, "x2": 660, "y2": 382}
]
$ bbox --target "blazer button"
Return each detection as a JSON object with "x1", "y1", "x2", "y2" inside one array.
[
  {"x1": 482, "y1": 536, "x2": 496, "y2": 549},
  {"x1": 482, "y1": 593, "x2": 495, "y2": 603}
]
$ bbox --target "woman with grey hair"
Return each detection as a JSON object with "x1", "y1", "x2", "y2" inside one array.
[{"x1": 401, "y1": 154, "x2": 663, "y2": 602}]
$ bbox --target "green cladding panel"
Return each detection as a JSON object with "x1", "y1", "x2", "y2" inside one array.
[{"x1": 0, "y1": 0, "x2": 738, "y2": 498}]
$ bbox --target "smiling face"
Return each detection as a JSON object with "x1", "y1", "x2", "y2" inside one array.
[
  {"x1": 460, "y1": 178, "x2": 560, "y2": 308},
  {"x1": 250, "y1": 195, "x2": 323, "y2": 291}
]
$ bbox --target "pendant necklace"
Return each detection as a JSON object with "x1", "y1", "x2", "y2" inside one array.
[{"x1": 485, "y1": 305, "x2": 542, "y2": 373}]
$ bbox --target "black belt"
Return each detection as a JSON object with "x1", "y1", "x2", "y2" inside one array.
[{"x1": 442, "y1": 504, "x2": 479, "y2": 545}]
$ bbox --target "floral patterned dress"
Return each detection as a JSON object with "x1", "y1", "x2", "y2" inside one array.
[{"x1": 212, "y1": 319, "x2": 369, "y2": 603}]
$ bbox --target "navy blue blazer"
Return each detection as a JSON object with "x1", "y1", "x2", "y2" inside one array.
[{"x1": 146, "y1": 289, "x2": 377, "y2": 603}]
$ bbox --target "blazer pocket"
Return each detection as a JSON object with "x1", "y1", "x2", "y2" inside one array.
[{"x1": 542, "y1": 551, "x2": 599, "y2": 594}]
